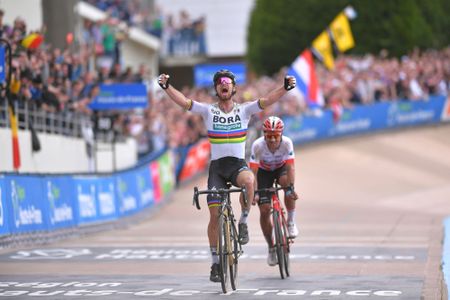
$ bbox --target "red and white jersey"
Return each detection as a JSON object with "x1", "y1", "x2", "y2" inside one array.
[{"x1": 249, "y1": 135, "x2": 295, "y2": 171}]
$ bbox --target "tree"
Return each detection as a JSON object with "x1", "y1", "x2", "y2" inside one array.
[{"x1": 247, "y1": 0, "x2": 449, "y2": 76}]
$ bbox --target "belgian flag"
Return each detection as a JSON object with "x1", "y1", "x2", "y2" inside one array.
[{"x1": 8, "y1": 99, "x2": 20, "y2": 170}]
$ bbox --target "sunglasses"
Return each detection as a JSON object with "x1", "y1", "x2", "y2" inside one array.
[
  {"x1": 216, "y1": 77, "x2": 233, "y2": 84},
  {"x1": 264, "y1": 133, "x2": 281, "y2": 139}
]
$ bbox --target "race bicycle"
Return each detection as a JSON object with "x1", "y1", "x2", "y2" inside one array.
[
  {"x1": 193, "y1": 184, "x2": 247, "y2": 293},
  {"x1": 255, "y1": 183, "x2": 293, "y2": 279}
]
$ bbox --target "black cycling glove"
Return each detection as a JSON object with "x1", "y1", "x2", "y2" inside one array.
[
  {"x1": 158, "y1": 74, "x2": 170, "y2": 90},
  {"x1": 284, "y1": 76, "x2": 296, "y2": 91}
]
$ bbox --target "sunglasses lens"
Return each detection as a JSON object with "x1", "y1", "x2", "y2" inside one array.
[
  {"x1": 218, "y1": 77, "x2": 232, "y2": 84},
  {"x1": 265, "y1": 133, "x2": 281, "y2": 139}
]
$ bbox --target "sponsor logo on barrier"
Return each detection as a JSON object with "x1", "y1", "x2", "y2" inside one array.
[
  {"x1": 387, "y1": 102, "x2": 435, "y2": 126},
  {"x1": 77, "y1": 184, "x2": 97, "y2": 218},
  {"x1": 47, "y1": 181, "x2": 73, "y2": 224},
  {"x1": 98, "y1": 189, "x2": 115, "y2": 216},
  {"x1": 137, "y1": 175, "x2": 153, "y2": 206},
  {"x1": 118, "y1": 178, "x2": 137, "y2": 212},
  {"x1": 11, "y1": 180, "x2": 43, "y2": 228}
]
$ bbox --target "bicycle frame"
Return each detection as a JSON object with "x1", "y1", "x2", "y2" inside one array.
[
  {"x1": 193, "y1": 185, "x2": 247, "y2": 293},
  {"x1": 255, "y1": 183, "x2": 292, "y2": 279}
]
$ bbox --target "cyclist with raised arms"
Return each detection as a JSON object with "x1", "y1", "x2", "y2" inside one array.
[
  {"x1": 249, "y1": 116, "x2": 299, "y2": 266},
  {"x1": 158, "y1": 71, "x2": 296, "y2": 282}
]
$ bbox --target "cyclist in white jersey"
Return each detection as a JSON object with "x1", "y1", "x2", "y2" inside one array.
[
  {"x1": 158, "y1": 70, "x2": 296, "y2": 282},
  {"x1": 249, "y1": 116, "x2": 299, "y2": 266}
]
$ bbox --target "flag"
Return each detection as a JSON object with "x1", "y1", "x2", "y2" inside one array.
[
  {"x1": 21, "y1": 33, "x2": 44, "y2": 50},
  {"x1": 311, "y1": 30, "x2": 335, "y2": 70},
  {"x1": 330, "y1": 12, "x2": 355, "y2": 52},
  {"x1": 288, "y1": 49, "x2": 324, "y2": 108},
  {"x1": 8, "y1": 102, "x2": 21, "y2": 170}
]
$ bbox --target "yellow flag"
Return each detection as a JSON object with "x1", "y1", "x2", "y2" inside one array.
[
  {"x1": 330, "y1": 12, "x2": 355, "y2": 52},
  {"x1": 312, "y1": 31, "x2": 335, "y2": 70}
]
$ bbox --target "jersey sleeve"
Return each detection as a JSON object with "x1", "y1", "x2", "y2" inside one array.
[
  {"x1": 249, "y1": 138, "x2": 261, "y2": 169},
  {"x1": 190, "y1": 100, "x2": 209, "y2": 119},
  {"x1": 242, "y1": 99, "x2": 263, "y2": 116},
  {"x1": 284, "y1": 136, "x2": 295, "y2": 164}
]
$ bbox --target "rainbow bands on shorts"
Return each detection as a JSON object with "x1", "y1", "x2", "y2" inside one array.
[{"x1": 208, "y1": 128, "x2": 247, "y2": 144}]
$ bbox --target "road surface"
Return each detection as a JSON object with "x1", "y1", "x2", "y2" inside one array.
[{"x1": 1, "y1": 124, "x2": 449, "y2": 299}]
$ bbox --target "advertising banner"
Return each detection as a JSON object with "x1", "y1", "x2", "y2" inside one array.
[
  {"x1": 284, "y1": 112, "x2": 333, "y2": 144},
  {"x1": 150, "y1": 161, "x2": 162, "y2": 204},
  {"x1": 386, "y1": 96, "x2": 445, "y2": 128},
  {"x1": 115, "y1": 171, "x2": 140, "y2": 216},
  {"x1": 194, "y1": 63, "x2": 246, "y2": 87},
  {"x1": 6, "y1": 176, "x2": 47, "y2": 233},
  {"x1": 89, "y1": 83, "x2": 148, "y2": 110},
  {"x1": 158, "y1": 151, "x2": 176, "y2": 197},
  {"x1": 135, "y1": 165, "x2": 154, "y2": 208},
  {"x1": 44, "y1": 176, "x2": 76, "y2": 229},
  {"x1": 73, "y1": 177, "x2": 99, "y2": 225},
  {"x1": 0, "y1": 176, "x2": 9, "y2": 236},
  {"x1": 96, "y1": 176, "x2": 118, "y2": 221},
  {"x1": 178, "y1": 139, "x2": 210, "y2": 182}
]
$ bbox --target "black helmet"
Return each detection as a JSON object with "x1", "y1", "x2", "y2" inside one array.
[{"x1": 213, "y1": 69, "x2": 236, "y2": 86}]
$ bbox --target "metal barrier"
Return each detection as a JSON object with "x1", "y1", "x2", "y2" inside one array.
[{"x1": 0, "y1": 98, "x2": 124, "y2": 143}]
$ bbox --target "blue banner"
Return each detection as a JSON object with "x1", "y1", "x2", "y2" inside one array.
[
  {"x1": 96, "y1": 176, "x2": 118, "y2": 221},
  {"x1": 0, "y1": 176, "x2": 9, "y2": 236},
  {"x1": 194, "y1": 63, "x2": 246, "y2": 87},
  {"x1": 284, "y1": 96, "x2": 447, "y2": 145},
  {"x1": 89, "y1": 83, "x2": 148, "y2": 110},
  {"x1": 6, "y1": 176, "x2": 48, "y2": 233},
  {"x1": 44, "y1": 176, "x2": 76, "y2": 229},
  {"x1": 0, "y1": 46, "x2": 5, "y2": 83},
  {"x1": 284, "y1": 112, "x2": 333, "y2": 144},
  {"x1": 116, "y1": 172, "x2": 140, "y2": 216},
  {"x1": 135, "y1": 165, "x2": 154, "y2": 208},
  {"x1": 73, "y1": 177, "x2": 99, "y2": 224}
]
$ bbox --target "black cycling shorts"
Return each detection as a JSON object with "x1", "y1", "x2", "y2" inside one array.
[
  {"x1": 207, "y1": 156, "x2": 249, "y2": 207},
  {"x1": 257, "y1": 164, "x2": 288, "y2": 205}
]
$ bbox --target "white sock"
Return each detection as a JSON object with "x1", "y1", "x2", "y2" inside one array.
[
  {"x1": 287, "y1": 210, "x2": 296, "y2": 224},
  {"x1": 239, "y1": 209, "x2": 249, "y2": 224},
  {"x1": 210, "y1": 247, "x2": 219, "y2": 264}
]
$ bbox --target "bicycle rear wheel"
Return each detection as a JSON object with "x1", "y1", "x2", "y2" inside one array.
[
  {"x1": 218, "y1": 211, "x2": 229, "y2": 293},
  {"x1": 273, "y1": 210, "x2": 287, "y2": 279},
  {"x1": 229, "y1": 215, "x2": 239, "y2": 290}
]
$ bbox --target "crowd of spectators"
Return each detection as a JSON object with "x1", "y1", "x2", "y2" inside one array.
[
  {"x1": 87, "y1": 0, "x2": 207, "y2": 57},
  {"x1": 1, "y1": 7, "x2": 448, "y2": 162}
]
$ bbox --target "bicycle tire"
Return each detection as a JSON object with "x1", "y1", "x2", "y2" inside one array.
[
  {"x1": 273, "y1": 210, "x2": 287, "y2": 279},
  {"x1": 218, "y1": 211, "x2": 229, "y2": 293},
  {"x1": 229, "y1": 215, "x2": 239, "y2": 290},
  {"x1": 281, "y1": 217, "x2": 291, "y2": 277}
]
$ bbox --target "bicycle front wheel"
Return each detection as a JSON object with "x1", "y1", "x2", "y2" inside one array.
[
  {"x1": 229, "y1": 215, "x2": 240, "y2": 290},
  {"x1": 218, "y1": 211, "x2": 229, "y2": 293},
  {"x1": 273, "y1": 210, "x2": 287, "y2": 279},
  {"x1": 281, "y1": 216, "x2": 291, "y2": 277}
]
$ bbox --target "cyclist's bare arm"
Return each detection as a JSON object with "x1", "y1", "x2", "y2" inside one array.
[
  {"x1": 158, "y1": 74, "x2": 192, "y2": 110},
  {"x1": 285, "y1": 162, "x2": 298, "y2": 200},
  {"x1": 286, "y1": 162, "x2": 296, "y2": 186},
  {"x1": 259, "y1": 76, "x2": 296, "y2": 108}
]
